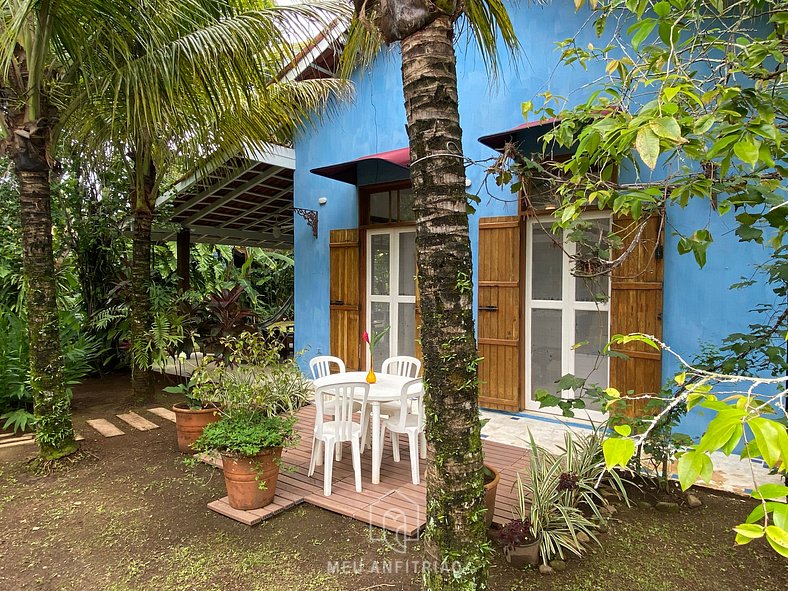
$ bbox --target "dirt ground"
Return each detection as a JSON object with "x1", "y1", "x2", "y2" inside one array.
[{"x1": 0, "y1": 372, "x2": 785, "y2": 591}]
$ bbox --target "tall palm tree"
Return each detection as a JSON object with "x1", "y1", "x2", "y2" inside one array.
[
  {"x1": 344, "y1": 2, "x2": 518, "y2": 589},
  {"x1": 66, "y1": 0, "x2": 351, "y2": 402},
  {"x1": 0, "y1": 0, "x2": 103, "y2": 460}
]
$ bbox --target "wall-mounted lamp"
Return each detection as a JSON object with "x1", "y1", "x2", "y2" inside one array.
[
  {"x1": 465, "y1": 179, "x2": 473, "y2": 187},
  {"x1": 318, "y1": 196, "x2": 328, "y2": 206}
]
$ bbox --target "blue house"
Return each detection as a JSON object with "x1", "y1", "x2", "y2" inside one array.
[{"x1": 290, "y1": 3, "x2": 777, "y2": 441}]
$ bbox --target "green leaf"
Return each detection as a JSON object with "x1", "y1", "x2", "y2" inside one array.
[
  {"x1": 752, "y1": 484, "x2": 788, "y2": 500},
  {"x1": 765, "y1": 525, "x2": 788, "y2": 554},
  {"x1": 614, "y1": 424, "x2": 632, "y2": 437},
  {"x1": 603, "y1": 437, "x2": 636, "y2": 470},
  {"x1": 677, "y1": 450, "x2": 713, "y2": 491},
  {"x1": 734, "y1": 138, "x2": 760, "y2": 167},
  {"x1": 674, "y1": 372, "x2": 686, "y2": 385},
  {"x1": 733, "y1": 523, "x2": 764, "y2": 539},
  {"x1": 650, "y1": 116, "x2": 683, "y2": 142},
  {"x1": 635, "y1": 126, "x2": 660, "y2": 169},
  {"x1": 630, "y1": 18, "x2": 657, "y2": 50},
  {"x1": 773, "y1": 504, "x2": 788, "y2": 530},
  {"x1": 749, "y1": 418, "x2": 784, "y2": 467}
]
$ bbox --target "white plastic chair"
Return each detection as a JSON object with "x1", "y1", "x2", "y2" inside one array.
[
  {"x1": 379, "y1": 378, "x2": 425, "y2": 485},
  {"x1": 381, "y1": 356, "x2": 421, "y2": 378},
  {"x1": 365, "y1": 356, "x2": 423, "y2": 451},
  {"x1": 308, "y1": 382, "x2": 369, "y2": 496},
  {"x1": 309, "y1": 355, "x2": 346, "y2": 379}
]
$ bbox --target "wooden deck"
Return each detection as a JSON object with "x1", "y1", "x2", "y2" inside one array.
[{"x1": 208, "y1": 404, "x2": 530, "y2": 535}]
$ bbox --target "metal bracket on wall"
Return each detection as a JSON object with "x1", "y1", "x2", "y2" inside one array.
[{"x1": 294, "y1": 208, "x2": 318, "y2": 239}]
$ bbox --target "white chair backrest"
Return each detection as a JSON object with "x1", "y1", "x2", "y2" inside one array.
[
  {"x1": 381, "y1": 356, "x2": 421, "y2": 378},
  {"x1": 314, "y1": 382, "x2": 369, "y2": 441},
  {"x1": 392, "y1": 379, "x2": 424, "y2": 431},
  {"x1": 310, "y1": 355, "x2": 346, "y2": 379}
]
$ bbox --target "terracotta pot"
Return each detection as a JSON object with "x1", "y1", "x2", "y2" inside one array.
[
  {"x1": 504, "y1": 539, "x2": 541, "y2": 567},
  {"x1": 172, "y1": 403, "x2": 220, "y2": 454},
  {"x1": 483, "y1": 463, "x2": 501, "y2": 529},
  {"x1": 221, "y1": 447, "x2": 283, "y2": 511}
]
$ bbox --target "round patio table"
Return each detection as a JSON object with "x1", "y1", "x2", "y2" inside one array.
[{"x1": 311, "y1": 371, "x2": 420, "y2": 485}]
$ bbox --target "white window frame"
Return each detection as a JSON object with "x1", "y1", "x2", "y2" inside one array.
[
  {"x1": 366, "y1": 227, "x2": 417, "y2": 368},
  {"x1": 524, "y1": 212, "x2": 611, "y2": 422}
]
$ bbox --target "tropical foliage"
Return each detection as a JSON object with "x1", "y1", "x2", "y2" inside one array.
[{"x1": 494, "y1": 0, "x2": 786, "y2": 557}]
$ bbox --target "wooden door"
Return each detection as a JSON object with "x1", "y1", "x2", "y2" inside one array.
[
  {"x1": 609, "y1": 214, "x2": 664, "y2": 415},
  {"x1": 330, "y1": 229, "x2": 361, "y2": 370},
  {"x1": 477, "y1": 217, "x2": 522, "y2": 411}
]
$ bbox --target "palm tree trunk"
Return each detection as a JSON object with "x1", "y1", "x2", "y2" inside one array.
[
  {"x1": 17, "y1": 167, "x2": 78, "y2": 460},
  {"x1": 400, "y1": 16, "x2": 487, "y2": 590},
  {"x1": 130, "y1": 204, "x2": 155, "y2": 402},
  {"x1": 129, "y1": 149, "x2": 156, "y2": 402}
]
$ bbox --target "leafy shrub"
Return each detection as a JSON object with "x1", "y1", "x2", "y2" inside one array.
[{"x1": 194, "y1": 412, "x2": 296, "y2": 457}]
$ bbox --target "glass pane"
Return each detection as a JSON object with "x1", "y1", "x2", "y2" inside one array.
[
  {"x1": 399, "y1": 189, "x2": 415, "y2": 221},
  {"x1": 369, "y1": 192, "x2": 390, "y2": 224},
  {"x1": 531, "y1": 227, "x2": 563, "y2": 300},
  {"x1": 370, "y1": 234, "x2": 390, "y2": 296},
  {"x1": 530, "y1": 309, "x2": 562, "y2": 400},
  {"x1": 576, "y1": 218, "x2": 611, "y2": 302},
  {"x1": 370, "y1": 302, "x2": 391, "y2": 370},
  {"x1": 574, "y1": 310, "x2": 609, "y2": 411},
  {"x1": 398, "y1": 232, "x2": 417, "y2": 296},
  {"x1": 397, "y1": 302, "x2": 417, "y2": 358}
]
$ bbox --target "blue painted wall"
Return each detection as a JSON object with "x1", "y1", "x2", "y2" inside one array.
[{"x1": 293, "y1": 3, "x2": 776, "y2": 440}]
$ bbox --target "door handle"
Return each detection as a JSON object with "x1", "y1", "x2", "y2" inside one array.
[
  {"x1": 331, "y1": 300, "x2": 344, "y2": 306},
  {"x1": 479, "y1": 305, "x2": 498, "y2": 312}
]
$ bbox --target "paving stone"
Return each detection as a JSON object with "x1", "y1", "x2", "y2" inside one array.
[
  {"x1": 147, "y1": 407, "x2": 176, "y2": 423},
  {"x1": 86, "y1": 419, "x2": 125, "y2": 437},
  {"x1": 117, "y1": 412, "x2": 159, "y2": 431}
]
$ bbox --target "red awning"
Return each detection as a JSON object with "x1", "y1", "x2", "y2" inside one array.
[
  {"x1": 310, "y1": 147, "x2": 410, "y2": 185},
  {"x1": 477, "y1": 118, "x2": 558, "y2": 152}
]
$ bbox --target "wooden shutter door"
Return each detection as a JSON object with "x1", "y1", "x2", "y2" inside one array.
[
  {"x1": 329, "y1": 229, "x2": 361, "y2": 370},
  {"x1": 609, "y1": 215, "x2": 664, "y2": 415},
  {"x1": 478, "y1": 216, "x2": 522, "y2": 411}
]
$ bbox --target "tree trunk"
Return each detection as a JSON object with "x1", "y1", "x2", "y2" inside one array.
[
  {"x1": 17, "y1": 168, "x2": 78, "y2": 460},
  {"x1": 130, "y1": 203, "x2": 155, "y2": 402},
  {"x1": 400, "y1": 16, "x2": 487, "y2": 590},
  {"x1": 129, "y1": 147, "x2": 156, "y2": 402}
]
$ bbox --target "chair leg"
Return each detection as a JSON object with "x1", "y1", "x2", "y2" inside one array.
[
  {"x1": 408, "y1": 431, "x2": 420, "y2": 485},
  {"x1": 323, "y1": 440, "x2": 335, "y2": 496},
  {"x1": 360, "y1": 408, "x2": 371, "y2": 450},
  {"x1": 351, "y1": 436, "x2": 362, "y2": 493},
  {"x1": 378, "y1": 424, "x2": 386, "y2": 465},
  {"x1": 308, "y1": 437, "x2": 320, "y2": 477},
  {"x1": 419, "y1": 431, "x2": 427, "y2": 460},
  {"x1": 336, "y1": 442, "x2": 343, "y2": 462},
  {"x1": 391, "y1": 430, "x2": 400, "y2": 463}
]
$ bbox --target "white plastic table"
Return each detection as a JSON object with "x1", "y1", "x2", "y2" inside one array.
[{"x1": 311, "y1": 371, "x2": 417, "y2": 484}]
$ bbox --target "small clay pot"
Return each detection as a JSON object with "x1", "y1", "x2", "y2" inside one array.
[
  {"x1": 221, "y1": 447, "x2": 282, "y2": 511},
  {"x1": 172, "y1": 403, "x2": 220, "y2": 453},
  {"x1": 483, "y1": 463, "x2": 501, "y2": 529}
]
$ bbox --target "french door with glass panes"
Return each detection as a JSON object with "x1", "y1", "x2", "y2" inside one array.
[
  {"x1": 525, "y1": 214, "x2": 611, "y2": 421},
  {"x1": 366, "y1": 228, "x2": 417, "y2": 370}
]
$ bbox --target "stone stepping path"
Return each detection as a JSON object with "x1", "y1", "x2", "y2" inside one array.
[
  {"x1": 0, "y1": 434, "x2": 35, "y2": 449},
  {"x1": 117, "y1": 412, "x2": 159, "y2": 431}
]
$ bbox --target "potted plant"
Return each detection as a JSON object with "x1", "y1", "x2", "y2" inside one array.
[
  {"x1": 499, "y1": 517, "x2": 540, "y2": 567},
  {"x1": 478, "y1": 417, "x2": 500, "y2": 529},
  {"x1": 164, "y1": 370, "x2": 221, "y2": 454},
  {"x1": 192, "y1": 332, "x2": 311, "y2": 511}
]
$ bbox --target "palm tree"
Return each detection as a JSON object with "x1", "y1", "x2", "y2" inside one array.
[
  {"x1": 66, "y1": 0, "x2": 351, "y2": 402},
  {"x1": 344, "y1": 2, "x2": 518, "y2": 589},
  {"x1": 0, "y1": 0, "x2": 99, "y2": 460}
]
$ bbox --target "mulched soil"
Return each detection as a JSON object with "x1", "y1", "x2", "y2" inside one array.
[{"x1": 0, "y1": 372, "x2": 785, "y2": 590}]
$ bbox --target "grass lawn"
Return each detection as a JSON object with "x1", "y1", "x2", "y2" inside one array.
[{"x1": 0, "y1": 373, "x2": 785, "y2": 590}]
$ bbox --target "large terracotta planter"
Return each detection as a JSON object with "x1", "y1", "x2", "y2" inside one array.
[
  {"x1": 221, "y1": 447, "x2": 283, "y2": 510},
  {"x1": 172, "y1": 403, "x2": 220, "y2": 454},
  {"x1": 484, "y1": 463, "x2": 501, "y2": 529}
]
